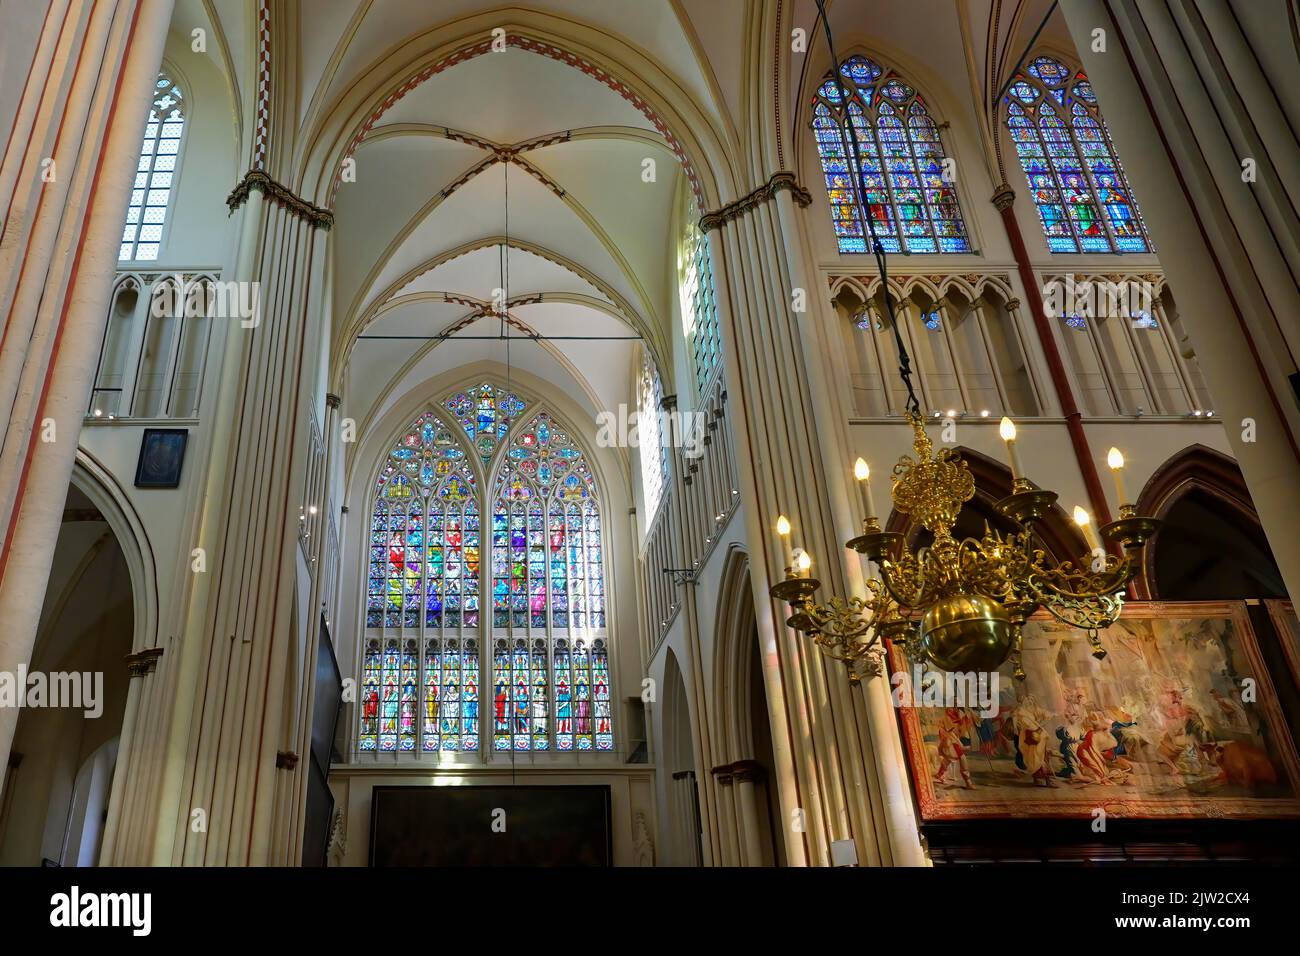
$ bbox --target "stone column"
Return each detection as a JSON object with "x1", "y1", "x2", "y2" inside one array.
[
  {"x1": 669, "y1": 769, "x2": 702, "y2": 865},
  {"x1": 703, "y1": 173, "x2": 925, "y2": 867},
  {"x1": 162, "y1": 174, "x2": 333, "y2": 865},
  {"x1": 732, "y1": 760, "x2": 767, "y2": 866},
  {"x1": 98, "y1": 647, "x2": 163, "y2": 863},
  {"x1": 1060, "y1": 0, "x2": 1300, "y2": 600},
  {"x1": 662, "y1": 395, "x2": 722, "y2": 866},
  {"x1": 710, "y1": 766, "x2": 740, "y2": 866},
  {"x1": 0, "y1": 0, "x2": 175, "y2": 794}
]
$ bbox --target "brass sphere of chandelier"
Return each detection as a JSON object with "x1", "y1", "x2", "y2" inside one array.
[{"x1": 772, "y1": 1, "x2": 1160, "y2": 683}]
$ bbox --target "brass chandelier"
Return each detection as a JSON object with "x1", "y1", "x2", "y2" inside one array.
[
  {"x1": 772, "y1": 7, "x2": 1161, "y2": 683},
  {"x1": 771, "y1": 418, "x2": 1160, "y2": 683}
]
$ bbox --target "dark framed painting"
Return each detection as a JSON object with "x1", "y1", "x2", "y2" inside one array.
[
  {"x1": 889, "y1": 601, "x2": 1300, "y2": 821},
  {"x1": 134, "y1": 428, "x2": 188, "y2": 488}
]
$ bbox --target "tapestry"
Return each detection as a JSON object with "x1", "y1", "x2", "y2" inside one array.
[{"x1": 890, "y1": 601, "x2": 1300, "y2": 819}]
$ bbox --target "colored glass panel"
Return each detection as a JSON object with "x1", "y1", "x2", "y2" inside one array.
[
  {"x1": 1004, "y1": 56, "x2": 1151, "y2": 253},
  {"x1": 361, "y1": 395, "x2": 611, "y2": 756},
  {"x1": 811, "y1": 55, "x2": 971, "y2": 254}
]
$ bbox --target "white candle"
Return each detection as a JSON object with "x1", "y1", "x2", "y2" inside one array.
[
  {"x1": 1073, "y1": 506, "x2": 1099, "y2": 552},
  {"x1": 1106, "y1": 447, "x2": 1127, "y2": 506},
  {"x1": 854, "y1": 458, "x2": 876, "y2": 519},
  {"x1": 776, "y1": 515, "x2": 793, "y2": 569},
  {"x1": 999, "y1": 417, "x2": 1022, "y2": 480},
  {"x1": 796, "y1": 550, "x2": 812, "y2": 578}
]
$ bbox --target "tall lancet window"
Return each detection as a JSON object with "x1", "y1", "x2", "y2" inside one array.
[
  {"x1": 637, "y1": 359, "x2": 668, "y2": 523},
  {"x1": 361, "y1": 411, "x2": 481, "y2": 753},
  {"x1": 1004, "y1": 55, "x2": 1150, "y2": 253},
  {"x1": 812, "y1": 54, "x2": 971, "y2": 254},
  {"x1": 120, "y1": 72, "x2": 186, "y2": 261},
  {"x1": 490, "y1": 412, "x2": 611, "y2": 752},
  {"x1": 678, "y1": 183, "x2": 722, "y2": 397}
]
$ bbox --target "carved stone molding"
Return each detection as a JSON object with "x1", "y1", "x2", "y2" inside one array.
[
  {"x1": 328, "y1": 807, "x2": 347, "y2": 865},
  {"x1": 730, "y1": 759, "x2": 766, "y2": 784},
  {"x1": 711, "y1": 759, "x2": 766, "y2": 784},
  {"x1": 632, "y1": 810, "x2": 655, "y2": 866},
  {"x1": 226, "y1": 169, "x2": 335, "y2": 230},
  {"x1": 124, "y1": 647, "x2": 164, "y2": 677},
  {"x1": 699, "y1": 171, "x2": 812, "y2": 232}
]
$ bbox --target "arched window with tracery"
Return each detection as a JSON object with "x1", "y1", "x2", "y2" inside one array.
[
  {"x1": 360, "y1": 411, "x2": 481, "y2": 753},
  {"x1": 490, "y1": 412, "x2": 611, "y2": 752},
  {"x1": 811, "y1": 54, "x2": 971, "y2": 254},
  {"x1": 359, "y1": 386, "x2": 613, "y2": 757},
  {"x1": 120, "y1": 72, "x2": 186, "y2": 262},
  {"x1": 1004, "y1": 55, "x2": 1150, "y2": 253}
]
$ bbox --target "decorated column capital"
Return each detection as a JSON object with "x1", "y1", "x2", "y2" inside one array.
[
  {"x1": 699, "y1": 172, "x2": 812, "y2": 232},
  {"x1": 991, "y1": 183, "x2": 1016, "y2": 211},
  {"x1": 124, "y1": 647, "x2": 164, "y2": 678},
  {"x1": 226, "y1": 170, "x2": 334, "y2": 230}
]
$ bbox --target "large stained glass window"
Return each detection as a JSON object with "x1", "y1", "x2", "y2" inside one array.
[
  {"x1": 120, "y1": 73, "x2": 185, "y2": 261},
  {"x1": 362, "y1": 389, "x2": 612, "y2": 755},
  {"x1": 489, "y1": 412, "x2": 610, "y2": 751},
  {"x1": 812, "y1": 55, "x2": 971, "y2": 255},
  {"x1": 1004, "y1": 55, "x2": 1150, "y2": 253}
]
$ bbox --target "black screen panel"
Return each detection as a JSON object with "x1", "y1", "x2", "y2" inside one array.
[{"x1": 369, "y1": 785, "x2": 612, "y2": 867}]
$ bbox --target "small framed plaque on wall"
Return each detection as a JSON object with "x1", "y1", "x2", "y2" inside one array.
[{"x1": 134, "y1": 428, "x2": 188, "y2": 488}]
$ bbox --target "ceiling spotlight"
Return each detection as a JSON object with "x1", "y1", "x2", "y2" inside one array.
[
  {"x1": 93, "y1": 409, "x2": 102, "y2": 417},
  {"x1": 980, "y1": 409, "x2": 990, "y2": 418},
  {"x1": 946, "y1": 409, "x2": 956, "y2": 418}
]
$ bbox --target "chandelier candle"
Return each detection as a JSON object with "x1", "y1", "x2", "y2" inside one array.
[
  {"x1": 1074, "y1": 506, "x2": 1100, "y2": 552},
  {"x1": 796, "y1": 550, "x2": 813, "y2": 578},
  {"x1": 1107, "y1": 447, "x2": 1127, "y2": 505},
  {"x1": 776, "y1": 515, "x2": 794, "y2": 570},
  {"x1": 854, "y1": 458, "x2": 877, "y2": 519},
  {"x1": 999, "y1": 417, "x2": 1023, "y2": 480}
]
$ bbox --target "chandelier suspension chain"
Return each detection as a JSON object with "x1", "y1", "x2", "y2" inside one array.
[{"x1": 814, "y1": 0, "x2": 921, "y2": 419}]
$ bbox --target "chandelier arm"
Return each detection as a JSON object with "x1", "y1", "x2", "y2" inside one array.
[{"x1": 876, "y1": 559, "x2": 926, "y2": 609}]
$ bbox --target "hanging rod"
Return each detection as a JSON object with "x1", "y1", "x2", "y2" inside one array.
[{"x1": 356, "y1": 333, "x2": 644, "y2": 341}]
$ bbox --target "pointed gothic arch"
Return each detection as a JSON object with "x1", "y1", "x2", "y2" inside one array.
[{"x1": 1136, "y1": 445, "x2": 1285, "y2": 600}]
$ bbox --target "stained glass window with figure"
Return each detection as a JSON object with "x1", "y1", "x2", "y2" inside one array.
[{"x1": 812, "y1": 54, "x2": 972, "y2": 254}]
